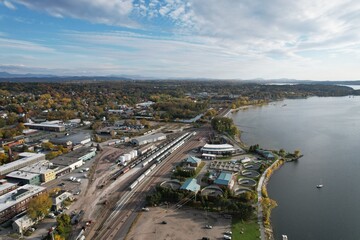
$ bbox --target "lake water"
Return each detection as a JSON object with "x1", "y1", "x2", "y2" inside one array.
[{"x1": 231, "y1": 96, "x2": 360, "y2": 240}]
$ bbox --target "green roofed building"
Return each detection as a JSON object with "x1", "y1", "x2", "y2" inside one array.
[
  {"x1": 214, "y1": 172, "x2": 234, "y2": 189},
  {"x1": 180, "y1": 178, "x2": 200, "y2": 193},
  {"x1": 185, "y1": 156, "x2": 202, "y2": 167}
]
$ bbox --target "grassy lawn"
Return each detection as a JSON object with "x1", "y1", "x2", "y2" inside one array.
[
  {"x1": 195, "y1": 161, "x2": 206, "y2": 176},
  {"x1": 232, "y1": 216, "x2": 260, "y2": 240}
]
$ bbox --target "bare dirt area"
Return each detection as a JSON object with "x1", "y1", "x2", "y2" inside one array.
[{"x1": 126, "y1": 206, "x2": 231, "y2": 240}]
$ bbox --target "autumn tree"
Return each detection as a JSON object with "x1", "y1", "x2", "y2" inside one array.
[
  {"x1": 42, "y1": 142, "x2": 54, "y2": 150},
  {"x1": 27, "y1": 193, "x2": 52, "y2": 220},
  {"x1": 211, "y1": 117, "x2": 239, "y2": 136}
]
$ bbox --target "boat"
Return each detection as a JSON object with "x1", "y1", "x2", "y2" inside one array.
[
  {"x1": 282, "y1": 235, "x2": 288, "y2": 240},
  {"x1": 316, "y1": 179, "x2": 323, "y2": 188}
]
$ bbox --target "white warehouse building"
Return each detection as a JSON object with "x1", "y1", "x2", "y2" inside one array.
[{"x1": 131, "y1": 133, "x2": 166, "y2": 146}]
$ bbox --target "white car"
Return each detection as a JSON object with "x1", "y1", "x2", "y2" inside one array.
[
  {"x1": 205, "y1": 225, "x2": 213, "y2": 229},
  {"x1": 223, "y1": 235, "x2": 231, "y2": 240},
  {"x1": 225, "y1": 231, "x2": 232, "y2": 235}
]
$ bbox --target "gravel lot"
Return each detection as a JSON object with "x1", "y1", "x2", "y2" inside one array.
[{"x1": 126, "y1": 206, "x2": 231, "y2": 240}]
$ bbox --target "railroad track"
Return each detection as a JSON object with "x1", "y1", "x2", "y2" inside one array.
[{"x1": 92, "y1": 130, "x2": 208, "y2": 240}]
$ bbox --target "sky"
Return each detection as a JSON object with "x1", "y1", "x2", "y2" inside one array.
[{"x1": 0, "y1": 0, "x2": 360, "y2": 80}]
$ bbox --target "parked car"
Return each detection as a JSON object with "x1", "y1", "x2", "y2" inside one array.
[
  {"x1": 202, "y1": 237, "x2": 210, "y2": 240},
  {"x1": 205, "y1": 225, "x2": 213, "y2": 229},
  {"x1": 142, "y1": 207, "x2": 149, "y2": 212},
  {"x1": 225, "y1": 231, "x2": 232, "y2": 235},
  {"x1": 161, "y1": 221, "x2": 167, "y2": 224},
  {"x1": 223, "y1": 235, "x2": 231, "y2": 240}
]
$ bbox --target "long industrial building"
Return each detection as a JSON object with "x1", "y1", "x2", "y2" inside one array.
[
  {"x1": 131, "y1": 133, "x2": 166, "y2": 146},
  {"x1": 50, "y1": 132, "x2": 91, "y2": 147},
  {"x1": 19, "y1": 160, "x2": 56, "y2": 183},
  {"x1": 0, "y1": 185, "x2": 46, "y2": 224},
  {"x1": 24, "y1": 121, "x2": 65, "y2": 132},
  {"x1": 201, "y1": 143, "x2": 236, "y2": 155},
  {"x1": 0, "y1": 153, "x2": 46, "y2": 176}
]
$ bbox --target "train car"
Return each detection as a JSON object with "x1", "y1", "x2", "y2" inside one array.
[
  {"x1": 129, "y1": 181, "x2": 138, "y2": 190},
  {"x1": 137, "y1": 174, "x2": 145, "y2": 182},
  {"x1": 150, "y1": 164, "x2": 156, "y2": 170},
  {"x1": 142, "y1": 161, "x2": 149, "y2": 167},
  {"x1": 144, "y1": 169, "x2": 151, "y2": 176},
  {"x1": 130, "y1": 163, "x2": 136, "y2": 169},
  {"x1": 123, "y1": 167, "x2": 130, "y2": 174}
]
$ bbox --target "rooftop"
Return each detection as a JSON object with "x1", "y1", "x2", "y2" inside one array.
[
  {"x1": 24, "y1": 121, "x2": 64, "y2": 128},
  {"x1": 50, "y1": 132, "x2": 91, "y2": 145},
  {"x1": 185, "y1": 156, "x2": 202, "y2": 165},
  {"x1": 6, "y1": 170, "x2": 40, "y2": 180},
  {"x1": 180, "y1": 178, "x2": 200, "y2": 192},
  {"x1": 0, "y1": 180, "x2": 17, "y2": 193},
  {"x1": 0, "y1": 185, "x2": 46, "y2": 212},
  {"x1": 132, "y1": 133, "x2": 166, "y2": 142},
  {"x1": 202, "y1": 144, "x2": 235, "y2": 150},
  {"x1": 0, "y1": 153, "x2": 45, "y2": 175},
  {"x1": 51, "y1": 147, "x2": 95, "y2": 166},
  {"x1": 214, "y1": 172, "x2": 233, "y2": 186},
  {"x1": 20, "y1": 160, "x2": 56, "y2": 175}
]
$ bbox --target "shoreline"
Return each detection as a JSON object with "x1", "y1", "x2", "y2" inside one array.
[{"x1": 228, "y1": 105, "x2": 285, "y2": 240}]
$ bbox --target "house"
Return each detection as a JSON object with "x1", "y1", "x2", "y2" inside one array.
[
  {"x1": 180, "y1": 178, "x2": 200, "y2": 193},
  {"x1": 12, "y1": 215, "x2": 35, "y2": 234},
  {"x1": 214, "y1": 172, "x2": 235, "y2": 189},
  {"x1": 51, "y1": 191, "x2": 73, "y2": 211},
  {"x1": 185, "y1": 156, "x2": 202, "y2": 167}
]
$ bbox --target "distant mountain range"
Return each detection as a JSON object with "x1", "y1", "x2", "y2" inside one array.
[{"x1": 0, "y1": 71, "x2": 359, "y2": 85}]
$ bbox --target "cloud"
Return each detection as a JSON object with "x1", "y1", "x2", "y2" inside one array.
[
  {"x1": 0, "y1": 37, "x2": 55, "y2": 52},
  {"x1": 9, "y1": 0, "x2": 136, "y2": 27},
  {"x1": 2, "y1": 0, "x2": 16, "y2": 10},
  {"x1": 3, "y1": 0, "x2": 360, "y2": 79}
]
